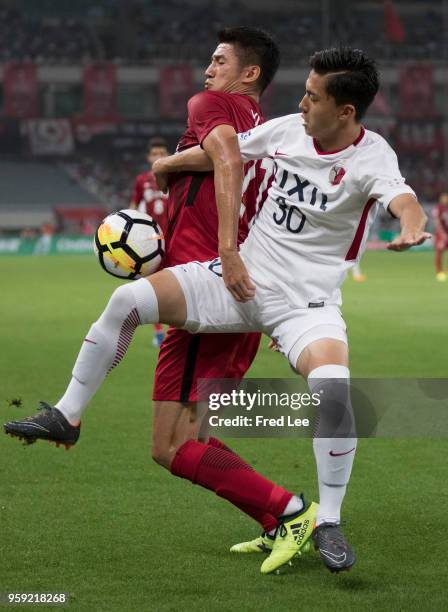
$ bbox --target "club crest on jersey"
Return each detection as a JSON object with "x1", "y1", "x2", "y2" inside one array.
[{"x1": 329, "y1": 163, "x2": 346, "y2": 186}]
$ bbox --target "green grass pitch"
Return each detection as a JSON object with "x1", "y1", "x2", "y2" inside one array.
[{"x1": 0, "y1": 251, "x2": 447, "y2": 612}]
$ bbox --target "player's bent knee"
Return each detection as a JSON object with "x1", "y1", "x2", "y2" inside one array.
[
  {"x1": 296, "y1": 338, "x2": 349, "y2": 379},
  {"x1": 100, "y1": 279, "x2": 160, "y2": 327},
  {"x1": 106, "y1": 283, "x2": 138, "y2": 320}
]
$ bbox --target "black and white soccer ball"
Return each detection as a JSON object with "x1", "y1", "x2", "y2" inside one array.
[{"x1": 94, "y1": 209, "x2": 164, "y2": 279}]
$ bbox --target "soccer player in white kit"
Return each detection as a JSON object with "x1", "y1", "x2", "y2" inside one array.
[{"x1": 6, "y1": 48, "x2": 430, "y2": 574}]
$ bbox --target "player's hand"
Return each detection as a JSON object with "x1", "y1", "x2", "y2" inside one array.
[
  {"x1": 387, "y1": 230, "x2": 432, "y2": 251},
  {"x1": 152, "y1": 159, "x2": 169, "y2": 193},
  {"x1": 220, "y1": 249, "x2": 256, "y2": 302}
]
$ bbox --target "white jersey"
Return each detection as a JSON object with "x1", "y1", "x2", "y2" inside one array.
[{"x1": 237, "y1": 114, "x2": 415, "y2": 309}]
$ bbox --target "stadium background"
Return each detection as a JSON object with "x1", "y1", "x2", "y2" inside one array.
[{"x1": 1, "y1": 1, "x2": 447, "y2": 611}]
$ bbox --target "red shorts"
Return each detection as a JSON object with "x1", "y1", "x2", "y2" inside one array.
[
  {"x1": 435, "y1": 233, "x2": 448, "y2": 251},
  {"x1": 153, "y1": 327, "x2": 261, "y2": 402}
]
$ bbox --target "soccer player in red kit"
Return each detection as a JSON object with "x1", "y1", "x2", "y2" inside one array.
[
  {"x1": 129, "y1": 137, "x2": 169, "y2": 233},
  {"x1": 150, "y1": 28, "x2": 309, "y2": 539},
  {"x1": 153, "y1": 34, "x2": 275, "y2": 407},
  {"x1": 130, "y1": 137, "x2": 169, "y2": 346},
  {"x1": 7, "y1": 28, "x2": 313, "y2": 562},
  {"x1": 433, "y1": 192, "x2": 448, "y2": 281}
]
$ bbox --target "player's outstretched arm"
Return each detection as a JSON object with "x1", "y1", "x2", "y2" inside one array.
[
  {"x1": 202, "y1": 124, "x2": 255, "y2": 302},
  {"x1": 386, "y1": 194, "x2": 431, "y2": 251},
  {"x1": 152, "y1": 147, "x2": 213, "y2": 192}
]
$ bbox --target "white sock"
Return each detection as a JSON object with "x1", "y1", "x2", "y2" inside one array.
[
  {"x1": 308, "y1": 364, "x2": 357, "y2": 527},
  {"x1": 56, "y1": 279, "x2": 158, "y2": 424},
  {"x1": 312, "y1": 437, "x2": 357, "y2": 525},
  {"x1": 280, "y1": 494, "x2": 304, "y2": 517}
]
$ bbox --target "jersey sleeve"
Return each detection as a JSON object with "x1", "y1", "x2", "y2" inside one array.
[
  {"x1": 359, "y1": 141, "x2": 416, "y2": 211},
  {"x1": 132, "y1": 176, "x2": 143, "y2": 205},
  {"x1": 132, "y1": 175, "x2": 143, "y2": 206},
  {"x1": 187, "y1": 92, "x2": 235, "y2": 145},
  {"x1": 237, "y1": 115, "x2": 295, "y2": 161}
]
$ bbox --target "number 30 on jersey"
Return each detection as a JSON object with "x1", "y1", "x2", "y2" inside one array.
[{"x1": 273, "y1": 196, "x2": 307, "y2": 234}]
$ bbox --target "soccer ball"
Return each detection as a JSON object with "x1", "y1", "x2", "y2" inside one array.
[{"x1": 94, "y1": 209, "x2": 164, "y2": 279}]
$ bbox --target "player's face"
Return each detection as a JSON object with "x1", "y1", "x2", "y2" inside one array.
[
  {"x1": 148, "y1": 146, "x2": 168, "y2": 167},
  {"x1": 204, "y1": 44, "x2": 245, "y2": 93},
  {"x1": 299, "y1": 71, "x2": 348, "y2": 141},
  {"x1": 440, "y1": 194, "x2": 448, "y2": 207}
]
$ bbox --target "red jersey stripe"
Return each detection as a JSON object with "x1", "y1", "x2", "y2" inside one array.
[{"x1": 345, "y1": 198, "x2": 376, "y2": 261}]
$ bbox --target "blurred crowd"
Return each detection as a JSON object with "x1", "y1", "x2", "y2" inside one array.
[
  {"x1": 0, "y1": 1, "x2": 445, "y2": 64},
  {"x1": 131, "y1": 2, "x2": 322, "y2": 63},
  {"x1": 0, "y1": 6, "x2": 100, "y2": 63},
  {"x1": 132, "y1": 1, "x2": 444, "y2": 63},
  {"x1": 399, "y1": 151, "x2": 446, "y2": 203},
  {"x1": 63, "y1": 157, "x2": 138, "y2": 210}
]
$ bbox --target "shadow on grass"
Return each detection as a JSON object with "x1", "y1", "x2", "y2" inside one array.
[
  {"x1": 332, "y1": 575, "x2": 378, "y2": 592},
  {"x1": 262, "y1": 557, "x2": 381, "y2": 595}
]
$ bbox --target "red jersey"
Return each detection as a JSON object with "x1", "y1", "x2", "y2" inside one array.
[
  {"x1": 164, "y1": 90, "x2": 272, "y2": 267},
  {"x1": 132, "y1": 171, "x2": 169, "y2": 232},
  {"x1": 433, "y1": 203, "x2": 448, "y2": 234}
]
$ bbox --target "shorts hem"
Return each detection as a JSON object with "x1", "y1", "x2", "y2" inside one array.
[
  {"x1": 169, "y1": 266, "x2": 201, "y2": 333},
  {"x1": 288, "y1": 324, "x2": 347, "y2": 370}
]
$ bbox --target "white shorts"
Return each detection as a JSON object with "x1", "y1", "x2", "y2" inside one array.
[{"x1": 170, "y1": 260, "x2": 347, "y2": 369}]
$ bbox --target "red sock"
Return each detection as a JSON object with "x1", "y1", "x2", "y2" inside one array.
[
  {"x1": 208, "y1": 436, "x2": 237, "y2": 455},
  {"x1": 171, "y1": 439, "x2": 292, "y2": 525},
  {"x1": 207, "y1": 437, "x2": 278, "y2": 532}
]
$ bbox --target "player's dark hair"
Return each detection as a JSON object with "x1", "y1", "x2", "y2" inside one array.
[
  {"x1": 309, "y1": 47, "x2": 379, "y2": 120},
  {"x1": 218, "y1": 26, "x2": 280, "y2": 94},
  {"x1": 148, "y1": 137, "x2": 167, "y2": 152}
]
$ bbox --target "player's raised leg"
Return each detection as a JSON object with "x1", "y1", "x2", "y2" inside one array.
[
  {"x1": 3, "y1": 271, "x2": 185, "y2": 446},
  {"x1": 298, "y1": 338, "x2": 357, "y2": 573}
]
